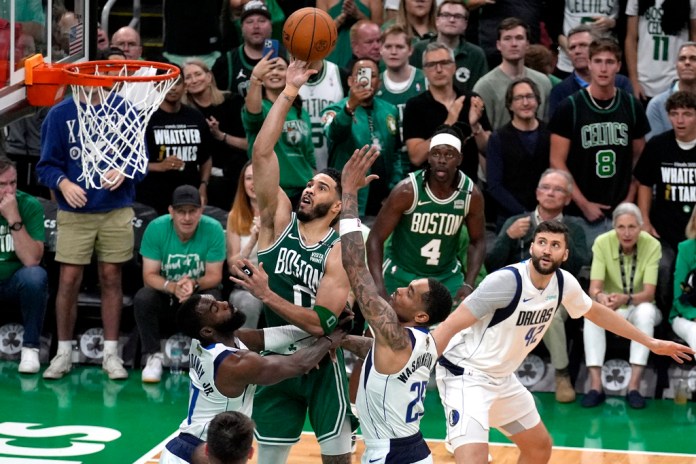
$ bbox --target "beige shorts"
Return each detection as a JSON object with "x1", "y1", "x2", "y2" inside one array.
[{"x1": 56, "y1": 207, "x2": 134, "y2": 265}]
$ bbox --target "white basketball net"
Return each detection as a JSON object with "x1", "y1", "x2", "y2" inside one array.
[{"x1": 69, "y1": 63, "x2": 178, "y2": 189}]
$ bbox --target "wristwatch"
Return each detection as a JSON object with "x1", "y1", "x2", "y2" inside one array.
[{"x1": 8, "y1": 221, "x2": 23, "y2": 231}]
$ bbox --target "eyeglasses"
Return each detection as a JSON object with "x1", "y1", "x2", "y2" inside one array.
[
  {"x1": 438, "y1": 13, "x2": 468, "y2": 20},
  {"x1": 429, "y1": 151, "x2": 459, "y2": 160},
  {"x1": 113, "y1": 41, "x2": 140, "y2": 49},
  {"x1": 423, "y1": 59, "x2": 454, "y2": 69},
  {"x1": 537, "y1": 184, "x2": 567, "y2": 194},
  {"x1": 512, "y1": 94, "x2": 537, "y2": 102}
]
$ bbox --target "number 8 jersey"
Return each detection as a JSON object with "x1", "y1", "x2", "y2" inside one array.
[
  {"x1": 357, "y1": 327, "x2": 437, "y2": 442},
  {"x1": 383, "y1": 169, "x2": 473, "y2": 281},
  {"x1": 548, "y1": 88, "x2": 649, "y2": 217}
]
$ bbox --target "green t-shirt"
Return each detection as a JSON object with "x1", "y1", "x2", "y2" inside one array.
[
  {"x1": 590, "y1": 230, "x2": 661, "y2": 308},
  {"x1": 140, "y1": 214, "x2": 226, "y2": 281},
  {"x1": 322, "y1": 97, "x2": 402, "y2": 215},
  {"x1": 0, "y1": 190, "x2": 45, "y2": 281},
  {"x1": 242, "y1": 99, "x2": 316, "y2": 198}
]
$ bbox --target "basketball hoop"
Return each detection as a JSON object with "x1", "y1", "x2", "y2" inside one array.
[{"x1": 25, "y1": 55, "x2": 180, "y2": 189}]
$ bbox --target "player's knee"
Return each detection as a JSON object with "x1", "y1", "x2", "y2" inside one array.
[{"x1": 318, "y1": 417, "x2": 352, "y2": 456}]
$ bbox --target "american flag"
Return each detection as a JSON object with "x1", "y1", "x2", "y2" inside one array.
[{"x1": 69, "y1": 22, "x2": 83, "y2": 55}]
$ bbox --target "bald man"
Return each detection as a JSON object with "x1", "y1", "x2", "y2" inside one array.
[{"x1": 111, "y1": 26, "x2": 142, "y2": 60}]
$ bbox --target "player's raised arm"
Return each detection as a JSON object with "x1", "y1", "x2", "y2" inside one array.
[
  {"x1": 340, "y1": 146, "x2": 410, "y2": 352},
  {"x1": 251, "y1": 60, "x2": 317, "y2": 219}
]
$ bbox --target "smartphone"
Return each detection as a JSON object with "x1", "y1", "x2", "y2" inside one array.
[
  {"x1": 357, "y1": 67, "x2": 372, "y2": 90},
  {"x1": 263, "y1": 39, "x2": 279, "y2": 59}
]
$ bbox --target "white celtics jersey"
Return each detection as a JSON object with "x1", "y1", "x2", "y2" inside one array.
[
  {"x1": 300, "y1": 60, "x2": 344, "y2": 170},
  {"x1": 178, "y1": 338, "x2": 256, "y2": 440},
  {"x1": 556, "y1": 0, "x2": 619, "y2": 72},
  {"x1": 441, "y1": 261, "x2": 592, "y2": 377},
  {"x1": 357, "y1": 327, "x2": 438, "y2": 440},
  {"x1": 626, "y1": 0, "x2": 696, "y2": 96}
]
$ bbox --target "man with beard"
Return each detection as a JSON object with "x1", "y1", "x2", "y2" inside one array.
[
  {"x1": 228, "y1": 59, "x2": 354, "y2": 464},
  {"x1": 367, "y1": 124, "x2": 486, "y2": 305},
  {"x1": 158, "y1": 294, "x2": 344, "y2": 464},
  {"x1": 435, "y1": 220, "x2": 694, "y2": 464}
]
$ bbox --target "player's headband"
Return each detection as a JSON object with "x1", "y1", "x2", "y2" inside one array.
[{"x1": 429, "y1": 133, "x2": 461, "y2": 152}]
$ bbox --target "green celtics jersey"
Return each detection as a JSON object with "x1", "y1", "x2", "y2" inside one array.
[
  {"x1": 377, "y1": 67, "x2": 427, "y2": 169},
  {"x1": 385, "y1": 169, "x2": 473, "y2": 276},
  {"x1": 258, "y1": 213, "x2": 341, "y2": 328}
]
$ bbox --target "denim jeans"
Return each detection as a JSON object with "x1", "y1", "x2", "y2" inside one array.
[{"x1": 0, "y1": 266, "x2": 48, "y2": 348}]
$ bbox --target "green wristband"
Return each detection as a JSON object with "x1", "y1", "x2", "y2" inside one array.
[{"x1": 314, "y1": 304, "x2": 338, "y2": 335}]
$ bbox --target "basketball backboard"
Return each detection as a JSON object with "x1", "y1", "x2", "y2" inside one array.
[{"x1": 0, "y1": 0, "x2": 92, "y2": 125}]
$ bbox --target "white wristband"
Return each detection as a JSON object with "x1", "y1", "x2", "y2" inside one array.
[{"x1": 339, "y1": 218, "x2": 362, "y2": 237}]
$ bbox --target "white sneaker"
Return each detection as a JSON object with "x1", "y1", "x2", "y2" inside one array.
[
  {"x1": 43, "y1": 352, "x2": 72, "y2": 379},
  {"x1": 141, "y1": 353, "x2": 164, "y2": 383},
  {"x1": 18, "y1": 347, "x2": 40, "y2": 374},
  {"x1": 102, "y1": 353, "x2": 128, "y2": 380}
]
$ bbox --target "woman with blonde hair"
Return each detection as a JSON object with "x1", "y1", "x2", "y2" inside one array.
[
  {"x1": 226, "y1": 160, "x2": 263, "y2": 328},
  {"x1": 671, "y1": 208, "x2": 696, "y2": 350},
  {"x1": 183, "y1": 58, "x2": 248, "y2": 209},
  {"x1": 393, "y1": 0, "x2": 437, "y2": 42}
]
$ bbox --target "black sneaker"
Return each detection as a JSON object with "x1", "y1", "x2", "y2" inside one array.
[
  {"x1": 626, "y1": 390, "x2": 646, "y2": 409},
  {"x1": 581, "y1": 389, "x2": 606, "y2": 408}
]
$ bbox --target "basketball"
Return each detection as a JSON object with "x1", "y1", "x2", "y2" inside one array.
[{"x1": 282, "y1": 8, "x2": 337, "y2": 62}]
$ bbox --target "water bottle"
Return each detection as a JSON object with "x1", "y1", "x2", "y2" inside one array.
[{"x1": 170, "y1": 345, "x2": 183, "y2": 375}]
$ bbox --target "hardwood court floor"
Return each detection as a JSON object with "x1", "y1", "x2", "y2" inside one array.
[
  {"x1": 1, "y1": 363, "x2": 695, "y2": 463},
  {"x1": 251, "y1": 436, "x2": 696, "y2": 464}
]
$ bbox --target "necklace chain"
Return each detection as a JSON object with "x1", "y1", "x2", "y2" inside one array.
[{"x1": 587, "y1": 87, "x2": 616, "y2": 110}]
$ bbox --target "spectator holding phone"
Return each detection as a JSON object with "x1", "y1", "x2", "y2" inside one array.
[
  {"x1": 321, "y1": 58, "x2": 402, "y2": 217},
  {"x1": 243, "y1": 53, "x2": 315, "y2": 207}
]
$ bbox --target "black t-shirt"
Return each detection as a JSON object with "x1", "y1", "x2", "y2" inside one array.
[
  {"x1": 548, "y1": 88, "x2": 650, "y2": 216},
  {"x1": 402, "y1": 87, "x2": 491, "y2": 182},
  {"x1": 138, "y1": 105, "x2": 212, "y2": 215},
  {"x1": 190, "y1": 93, "x2": 247, "y2": 176},
  {"x1": 634, "y1": 130, "x2": 696, "y2": 250}
]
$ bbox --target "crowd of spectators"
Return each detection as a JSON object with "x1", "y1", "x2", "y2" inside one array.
[{"x1": 2, "y1": 0, "x2": 696, "y2": 413}]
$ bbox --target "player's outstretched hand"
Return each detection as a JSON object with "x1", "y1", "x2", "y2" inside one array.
[
  {"x1": 341, "y1": 145, "x2": 380, "y2": 194},
  {"x1": 649, "y1": 338, "x2": 695, "y2": 363},
  {"x1": 229, "y1": 259, "x2": 271, "y2": 302},
  {"x1": 285, "y1": 59, "x2": 318, "y2": 90}
]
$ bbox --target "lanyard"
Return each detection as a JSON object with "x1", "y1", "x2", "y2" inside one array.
[{"x1": 618, "y1": 246, "x2": 637, "y2": 297}]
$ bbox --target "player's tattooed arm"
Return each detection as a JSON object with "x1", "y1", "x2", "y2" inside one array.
[{"x1": 340, "y1": 146, "x2": 410, "y2": 352}]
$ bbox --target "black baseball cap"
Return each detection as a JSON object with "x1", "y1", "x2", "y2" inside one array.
[
  {"x1": 240, "y1": 0, "x2": 271, "y2": 22},
  {"x1": 171, "y1": 185, "x2": 201, "y2": 208}
]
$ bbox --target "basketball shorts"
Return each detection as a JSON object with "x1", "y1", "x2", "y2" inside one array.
[
  {"x1": 56, "y1": 207, "x2": 134, "y2": 265},
  {"x1": 158, "y1": 433, "x2": 202, "y2": 464},
  {"x1": 362, "y1": 431, "x2": 432, "y2": 464},
  {"x1": 383, "y1": 259, "x2": 463, "y2": 300},
  {"x1": 253, "y1": 349, "x2": 356, "y2": 445},
  {"x1": 435, "y1": 358, "x2": 540, "y2": 444}
]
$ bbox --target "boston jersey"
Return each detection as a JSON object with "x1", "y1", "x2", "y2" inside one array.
[
  {"x1": 384, "y1": 170, "x2": 473, "y2": 276},
  {"x1": 300, "y1": 60, "x2": 345, "y2": 171},
  {"x1": 258, "y1": 213, "x2": 341, "y2": 332},
  {"x1": 441, "y1": 261, "x2": 592, "y2": 377},
  {"x1": 548, "y1": 88, "x2": 648, "y2": 214},
  {"x1": 357, "y1": 327, "x2": 437, "y2": 440},
  {"x1": 179, "y1": 338, "x2": 255, "y2": 440},
  {"x1": 376, "y1": 67, "x2": 428, "y2": 143}
]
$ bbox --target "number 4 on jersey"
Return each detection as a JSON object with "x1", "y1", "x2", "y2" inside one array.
[{"x1": 420, "y1": 238, "x2": 442, "y2": 265}]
